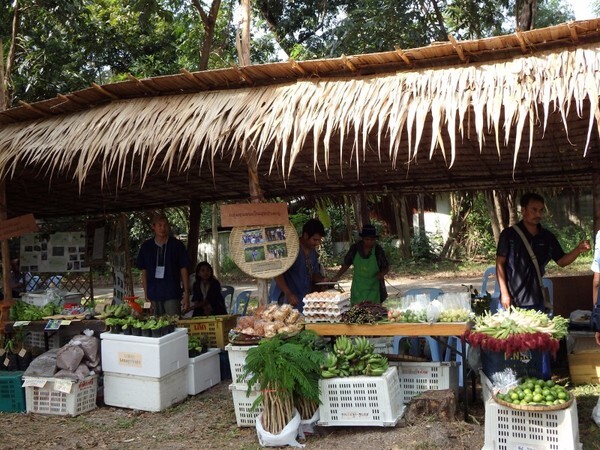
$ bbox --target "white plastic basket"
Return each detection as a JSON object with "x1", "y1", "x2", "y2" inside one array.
[
  {"x1": 391, "y1": 361, "x2": 459, "y2": 404},
  {"x1": 225, "y1": 344, "x2": 257, "y2": 389},
  {"x1": 482, "y1": 397, "x2": 582, "y2": 450},
  {"x1": 317, "y1": 367, "x2": 405, "y2": 426},
  {"x1": 20, "y1": 292, "x2": 58, "y2": 307},
  {"x1": 229, "y1": 384, "x2": 262, "y2": 427},
  {"x1": 23, "y1": 375, "x2": 97, "y2": 416}
]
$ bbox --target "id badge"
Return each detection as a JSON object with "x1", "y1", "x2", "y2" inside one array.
[{"x1": 155, "y1": 266, "x2": 165, "y2": 279}]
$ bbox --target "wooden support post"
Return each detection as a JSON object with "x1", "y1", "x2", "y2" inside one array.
[
  {"x1": 246, "y1": 152, "x2": 268, "y2": 306},
  {"x1": 211, "y1": 203, "x2": 220, "y2": 279}
]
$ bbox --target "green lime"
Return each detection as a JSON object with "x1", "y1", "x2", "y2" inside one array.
[
  {"x1": 545, "y1": 395, "x2": 555, "y2": 402},
  {"x1": 533, "y1": 394, "x2": 544, "y2": 403},
  {"x1": 545, "y1": 380, "x2": 555, "y2": 388},
  {"x1": 510, "y1": 392, "x2": 519, "y2": 400},
  {"x1": 557, "y1": 392, "x2": 567, "y2": 400}
]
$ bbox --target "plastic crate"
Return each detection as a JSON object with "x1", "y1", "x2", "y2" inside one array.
[
  {"x1": 177, "y1": 315, "x2": 238, "y2": 349},
  {"x1": 368, "y1": 337, "x2": 394, "y2": 354},
  {"x1": 103, "y1": 367, "x2": 188, "y2": 412},
  {"x1": 188, "y1": 348, "x2": 221, "y2": 395},
  {"x1": 23, "y1": 375, "x2": 97, "y2": 416},
  {"x1": 391, "y1": 361, "x2": 459, "y2": 404},
  {"x1": 100, "y1": 328, "x2": 188, "y2": 378},
  {"x1": 481, "y1": 349, "x2": 547, "y2": 380},
  {"x1": 20, "y1": 292, "x2": 58, "y2": 307},
  {"x1": 229, "y1": 384, "x2": 262, "y2": 427},
  {"x1": 225, "y1": 344, "x2": 258, "y2": 388},
  {"x1": 482, "y1": 397, "x2": 581, "y2": 450},
  {"x1": 317, "y1": 367, "x2": 405, "y2": 426},
  {"x1": 24, "y1": 331, "x2": 63, "y2": 351},
  {"x1": 0, "y1": 371, "x2": 26, "y2": 412}
]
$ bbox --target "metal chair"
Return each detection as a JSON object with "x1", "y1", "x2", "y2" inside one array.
[
  {"x1": 232, "y1": 290, "x2": 252, "y2": 316},
  {"x1": 393, "y1": 288, "x2": 445, "y2": 360},
  {"x1": 221, "y1": 285, "x2": 235, "y2": 313}
]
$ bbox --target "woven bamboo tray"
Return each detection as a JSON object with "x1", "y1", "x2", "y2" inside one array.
[{"x1": 492, "y1": 392, "x2": 573, "y2": 411}]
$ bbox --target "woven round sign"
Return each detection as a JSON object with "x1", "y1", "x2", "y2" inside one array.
[{"x1": 229, "y1": 223, "x2": 299, "y2": 279}]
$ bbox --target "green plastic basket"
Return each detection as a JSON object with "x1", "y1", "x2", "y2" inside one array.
[{"x1": 0, "y1": 371, "x2": 26, "y2": 412}]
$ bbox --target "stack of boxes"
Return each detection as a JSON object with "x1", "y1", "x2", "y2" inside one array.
[{"x1": 101, "y1": 328, "x2": 189, "y2": 412}]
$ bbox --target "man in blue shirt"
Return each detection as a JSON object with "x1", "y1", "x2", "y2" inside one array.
[
  {"x1": 136, "y1": 212, "x2": 191, "y2": 316},
  {"x1": 269, "y1": 219, "x2": 327, "y2": 313}
]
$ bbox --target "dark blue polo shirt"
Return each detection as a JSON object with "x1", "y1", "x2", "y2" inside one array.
[{"x1": 496, "y1": 221, "x2": 565, "y2": 309}]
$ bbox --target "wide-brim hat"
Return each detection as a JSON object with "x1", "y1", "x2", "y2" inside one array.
[{"x1": 359, "y1": 224, "x2": 379, "y2": 238}]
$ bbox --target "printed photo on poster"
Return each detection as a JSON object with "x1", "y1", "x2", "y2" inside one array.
[
  {"x1": 267, "y1": 243, "x2": 288, "y2": 259},
  {"x1": 241, "y1": 228, "x2": 264, "y2": 245},
  {"x1": 265, "y1": 226, "x2": 286, "y2": 242},
  {"x1": 244, "y1": 246, "x2": 265, "y2": 262}
]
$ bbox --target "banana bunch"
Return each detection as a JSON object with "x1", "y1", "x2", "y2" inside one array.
[
  {"x1": 363, "y1": 353, "x2": 389, "y2": 376},
  {"x1": 321, "y1": 336, "x2": 389, "y2": 378},
  {"x1": 99, "y1": 303, "x2": 132, "y2": 319}
]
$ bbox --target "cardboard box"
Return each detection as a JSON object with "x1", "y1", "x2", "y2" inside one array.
[{"x1": 568, "y1": 336, "x2": 600, "y2": 385}]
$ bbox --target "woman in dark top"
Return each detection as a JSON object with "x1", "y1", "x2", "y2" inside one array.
[{"x1": 191, "y1": 261, "x2": 227, "y2": 316}]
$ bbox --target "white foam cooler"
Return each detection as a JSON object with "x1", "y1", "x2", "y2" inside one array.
[
  {"x1": 103, "y1": 366, "x2": 188, "y2": 412},
  {"x1": 188, "y1": 348, "x2": 221, "y2": 395},
  {"x1": 100, "y1": 328, "x2": 188, "y2": 378}
]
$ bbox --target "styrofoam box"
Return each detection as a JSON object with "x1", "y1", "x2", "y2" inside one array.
[
  {"x1": 104, "y1": 366, "x2": 188, "y2": 412},
  {"x1": 480, "y1": 370, "x2": 494, "y2": 405},
  {"x1": 188, "y1": 348, "x2": 221, "y2": 395},
  {"x1": 229, "y1": 384, "x2": 262, "y2": 427},
  {"x1": 317, "y1": 367, "x2": 405, "y2": 427},
  {"x1": 391, "y1": 361, "x2": 459, "y2": 404},
  {"x1": 20, "y1": 292, "x2": 56, "y2": 307},
  {"x1": 100, "y1": 328, "x2": 188, "y2": 378},
  {"x1": 225, "y1": 344, "x2": 257, "y2": 389},
  {"x1": 482, "y1": 397, "x2": 582, "y2": 450},
  {"x1": 23, "y1": 375, "x2": 97, "y2": 416}
]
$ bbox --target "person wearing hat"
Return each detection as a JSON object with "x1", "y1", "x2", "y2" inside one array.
[{"x1": 332, "y1": 224, "x2": 390, "y2": 305}]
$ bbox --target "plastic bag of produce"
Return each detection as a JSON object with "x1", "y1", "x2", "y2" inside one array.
[
  {"x1": 23, "y1": 349, "x2": 59, "y2": 377},
  {"x1": 53, "y1": 369, "x2": 80, "y2": 382},
  {"x1": 69, "y1": 330, "x2": 99, "y2": 365},
  {"x1": 256, "y1": 408, "x2": 304, "y2": 448},
  {"x1": 56, "y1": 344, "x2": 85, "y2": 372}
]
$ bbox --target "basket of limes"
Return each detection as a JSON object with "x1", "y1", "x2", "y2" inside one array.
[{"x1": 493, "y1": 377, "x2": 573, "y2": 411}]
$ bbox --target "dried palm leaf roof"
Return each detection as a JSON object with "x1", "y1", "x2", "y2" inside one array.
[{"x1": 0, "y1": 19, "x2": 600, "y2": 218}]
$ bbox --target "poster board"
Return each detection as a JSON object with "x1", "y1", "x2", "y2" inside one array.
[
  {"x1": 85, "y1": 219, "x2": 108, "y2": 265},
  {"x1": 20, "y1": 231, "x2": 87, "y2": 273},
  {"x1": 229, "y1": 223, "x2": 299, "y2": 279}
]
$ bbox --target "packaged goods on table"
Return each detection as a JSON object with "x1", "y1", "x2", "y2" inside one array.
[
  {"x1": 303, "y1": 291, "x2": 350, "y2": 323},
  {"x1": 229, "y1": 303, "x2": 304, "y2": 342}
]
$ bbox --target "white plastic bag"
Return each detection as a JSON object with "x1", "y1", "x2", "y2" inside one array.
[
  {"x1": 256, "y1": 408, "x2": 304, "y2": 448},
  {"x1": 297, "y1": 409, "x2": 319, "y2": 439},
  {"x1": 593, "y1": 397, "x2": 600, "y2": 426}
]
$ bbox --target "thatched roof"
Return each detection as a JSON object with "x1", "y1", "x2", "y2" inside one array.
[{"x1": 1, "y1": 19, "x2": 600, "y2": 218}]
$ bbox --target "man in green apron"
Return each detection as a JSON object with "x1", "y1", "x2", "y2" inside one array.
[{"x1": 332, "y1": 224, "x2": 390, "y2": 305}]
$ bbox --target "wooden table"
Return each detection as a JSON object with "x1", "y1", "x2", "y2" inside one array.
[
  {"x1": 305, "y1": 321, "x2": 472, "y2": 421},
  {"x1": 4, "y1": 319, "x2": 106, "y2": 350}
]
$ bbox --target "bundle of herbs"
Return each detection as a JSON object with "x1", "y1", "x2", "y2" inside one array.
[
  {"x1": 341, "y1": 301, "x2": 388, "y2": 324},
  {"x1": 241, "y1": 330, "x2": 325, "y2": 435}
]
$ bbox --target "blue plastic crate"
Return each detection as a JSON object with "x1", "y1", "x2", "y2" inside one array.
[
  {"x1": 481, "y1": 349, "x2": 549, "y2": 380},
  {"x1": 0, "y1": 371, "x2": 26, "y2": 412}
]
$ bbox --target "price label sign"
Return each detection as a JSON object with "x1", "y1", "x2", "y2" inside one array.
[
  {"x1": 13, "y1": 321, "x2": 31, "y2": 327},
  {"x1": 53, "y1": 379, "x2": 74, "y2": 394},
  {"x1": 44, "y1": 320, "x2": 62, "y2": 331}
]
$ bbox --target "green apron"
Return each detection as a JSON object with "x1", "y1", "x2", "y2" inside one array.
[{"x1": 350, "y1": 249, "x2": 380, "y2": 305}]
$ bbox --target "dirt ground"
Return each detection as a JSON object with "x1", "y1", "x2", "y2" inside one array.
[{"x1": 0, "y1": 380, "x2": 486, "y2": 450}]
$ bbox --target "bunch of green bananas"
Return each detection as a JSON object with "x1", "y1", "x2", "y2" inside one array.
[
  {"x1": 99, "y1": 303, "x2": 132, "y2": 319},
  {"x1": 320, "y1": 335, "x2": 389, "y2": 378}
]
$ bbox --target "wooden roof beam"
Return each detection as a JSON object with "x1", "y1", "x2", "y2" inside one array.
[
  {"x1": 568, "y1": 22, "x2": 579, "y2": 43},
  {"x1": 288, "y1": 58, "x2": 307, "y2": 76},
  {"x1": 180, "y1": 68, "x2": 209, "y2": 89},
  {"x1": 394, "y1": 47, "x2": 412, "y2": 66},
  {"x1": 57, "y1": 94, "x2": 87, "y2": 107},
  {"x1": 341, "y1": 55, "x2": 358, "y2": 72},
  {"x1": 91, "y1": 83, "x2": 119, "y2": 100},
  {"x1": 448, "y1": 35, "x2": 466, "y2": 62},
  {"x1": 18, "y1": 100, "x2": 51, "y2": 117},
  {"x1": 126, "y1": 74, "x2": 160, "y2": 95},
  {"x1": 514, "y1": 31, "x2": 529, "y2": 53},
  {"x1": 231, "y1": 64, "x2": 253, "y2": 84}
]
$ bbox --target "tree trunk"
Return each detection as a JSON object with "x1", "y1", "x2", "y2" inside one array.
[
  {"x1": 211, "y1": 202, "x2": 220, "y2": 278},
  {"x1": 188, "y1": 201, "x2": 201, "y2": 271},
  {"x1": 359, "y1": 192, "x2": 370, "y2": 226},
  {"x1": 343, "y1": 198, "x2": 354, "y2": 241},
  {"x1": 417, "y1": 194, "x2": 426, "y2": 238},
  {"x1": 507, "y1": 191, "x2": 518, "y2": 225},
  {"x1": 236, "y1": 0, "x2": 251, "y2": 66},
  {"x1": 485, "y1": 190, "x2": 501, "y2": 244},
  {"x1": 393, "y1": 193, "x2": 411, "y2": 258},
  {"x1": 191, "y1": 0, "x2": 222, "y2": 71},
  {"x1": 2, "y1": 0, "x2": 19, "y2": 108},
  {"x1": 440, "y1": 192, "x2": 473, "y2": 259},
  {"x1": 517, "y1": 0, "x2": 537, "y2": 31}
]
